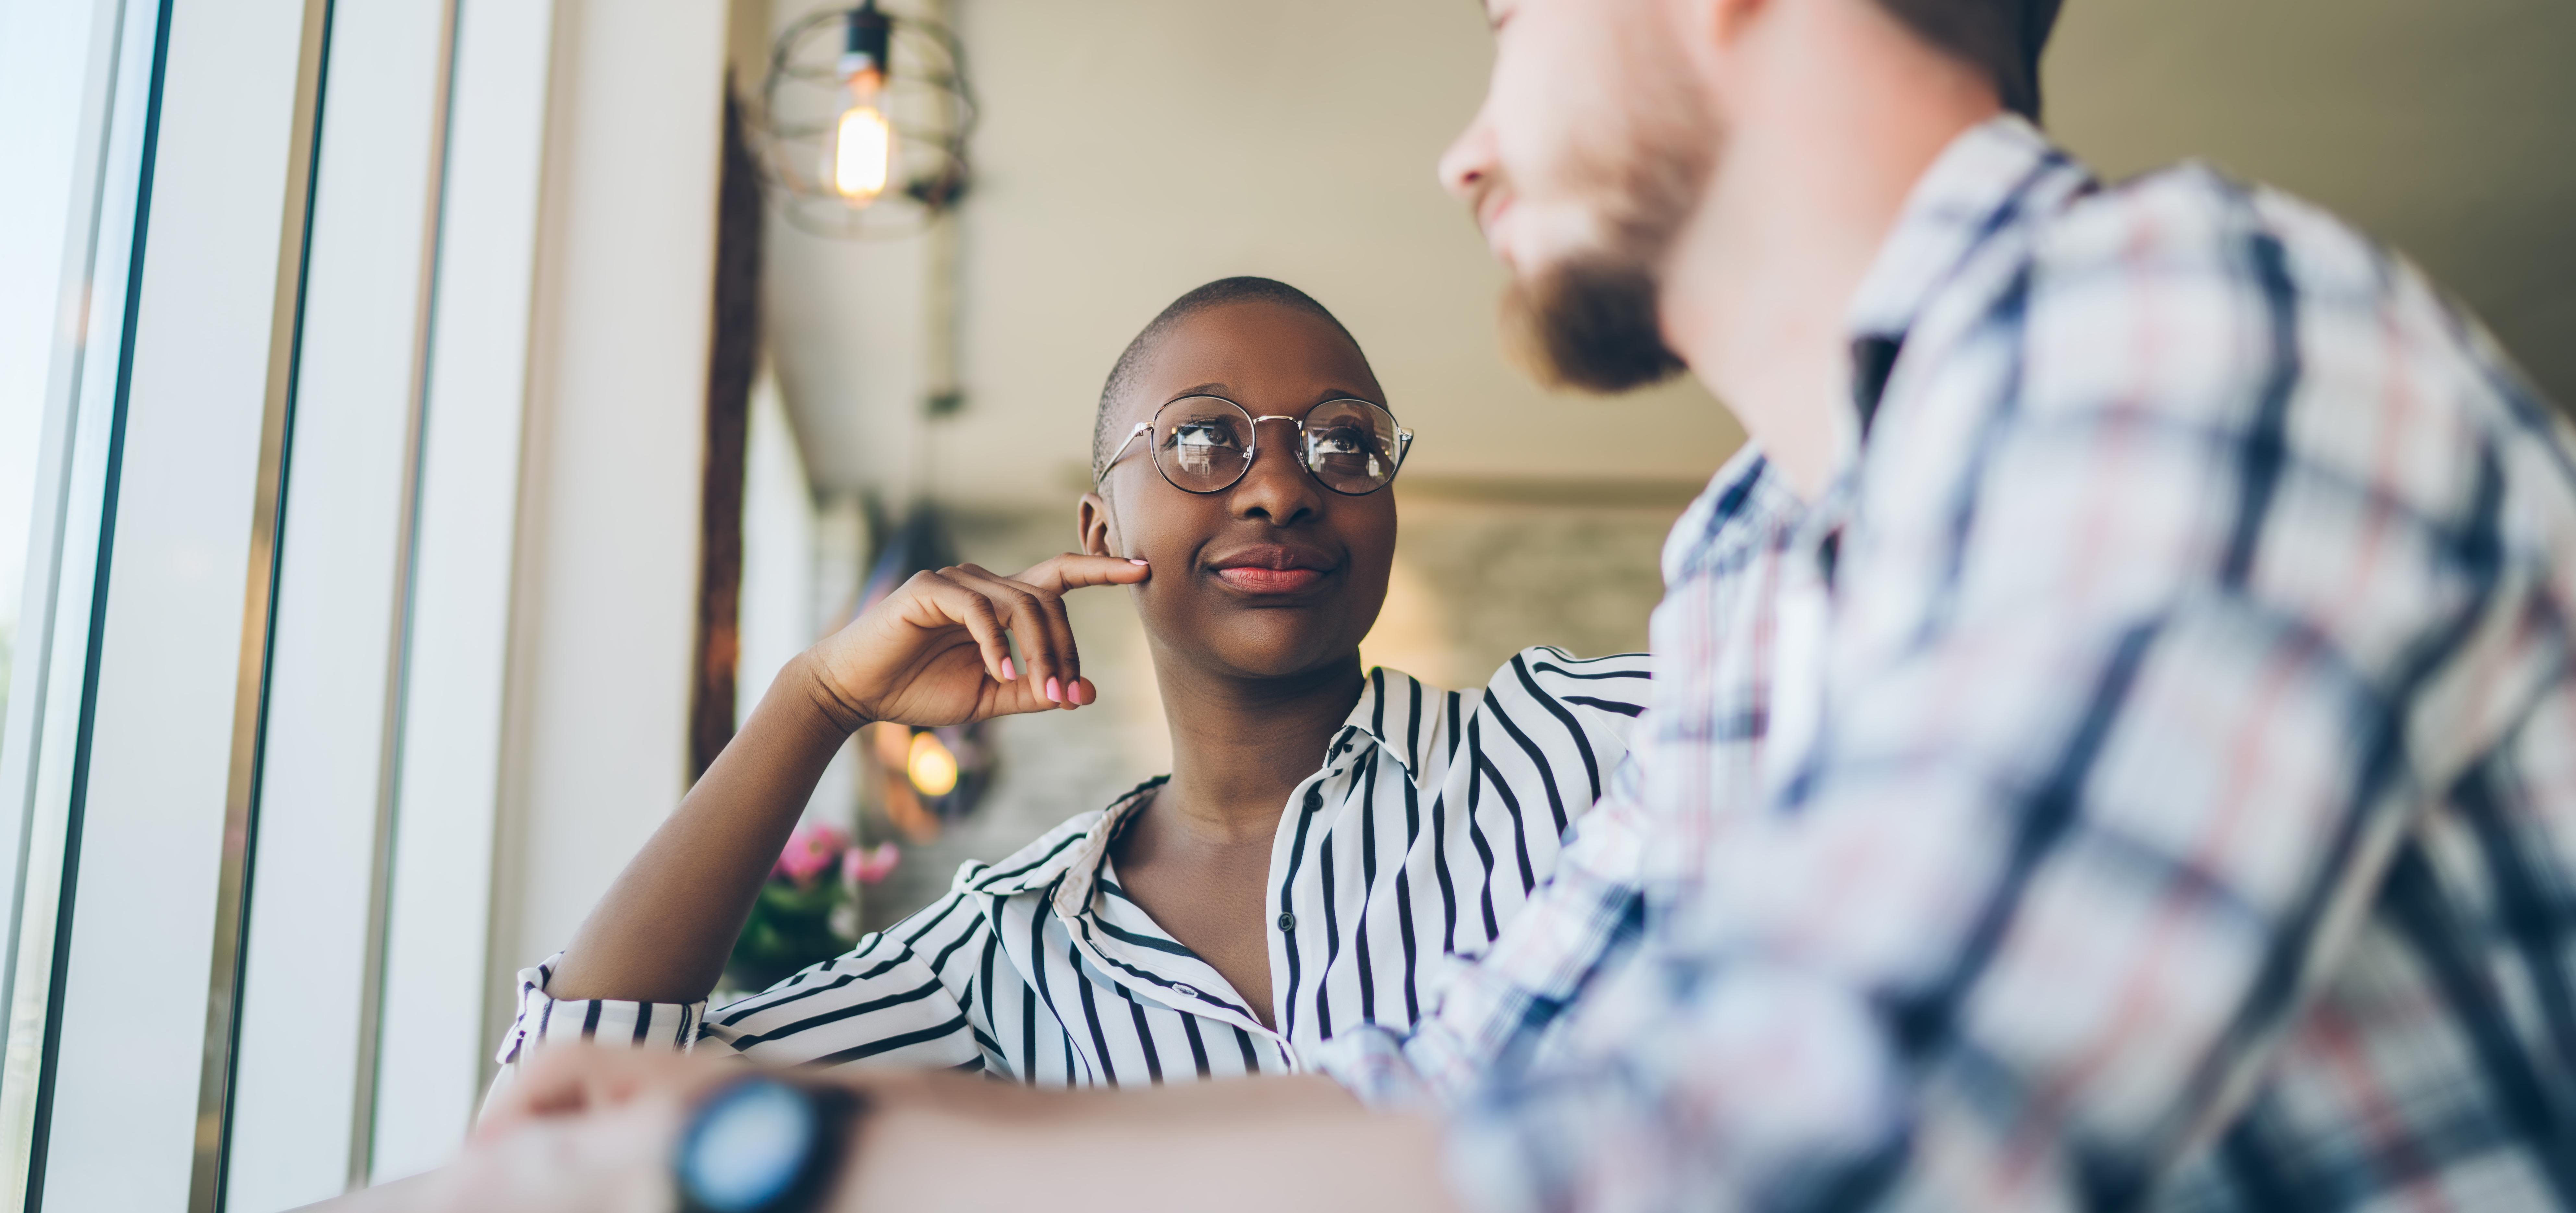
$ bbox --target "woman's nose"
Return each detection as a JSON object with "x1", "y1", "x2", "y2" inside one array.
[{"x1": 1228, "y1": 418, "x2": 1324, "y2": 525}]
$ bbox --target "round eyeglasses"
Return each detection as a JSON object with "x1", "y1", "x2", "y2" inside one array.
[{"x1": 1095, "y1": 396, "x2": 1415, "y2": 496}]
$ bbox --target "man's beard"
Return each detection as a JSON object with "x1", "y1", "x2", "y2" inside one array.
[
  {"x1": 1497, "y1": 70, "x2": 1717, "y2": 394},
  {"x1": 1501, "y1": 257, "x2": 1685, "y2": 394}
]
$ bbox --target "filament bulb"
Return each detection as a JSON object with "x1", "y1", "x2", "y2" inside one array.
[{"x1": 826, "y1": 69, "x2": 894, "y2": 205}]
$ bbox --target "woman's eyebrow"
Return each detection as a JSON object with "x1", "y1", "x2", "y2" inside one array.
[{"x1": 1159, "y1": 384, "x2": 1387, "y2": 406}]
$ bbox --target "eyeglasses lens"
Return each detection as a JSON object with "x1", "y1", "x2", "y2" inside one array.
[
  {"x1": 1302, "y1": 400, "x2": 1402, "y2": 493},
  {"x1": 1152, "y1": 398, "x2": 1254, "y2": 491}
]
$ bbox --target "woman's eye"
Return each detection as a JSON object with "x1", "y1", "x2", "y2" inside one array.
[
  {"x1": 1309, "y1": 429, "x2": 1367, "y2": 456},
  {"x1": 1167, "y1": 423, "x2": 1241, "y2": 449}
]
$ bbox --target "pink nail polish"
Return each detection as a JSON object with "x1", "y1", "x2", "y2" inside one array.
[
  {"x1": 1128, "y1": 558, "x2": 1149, "y2": 566},
  {"x1": 1001, "y1": 657, "x2": 1015, "y2": 680},
  {"x1": 1045, "y1": 677, "x2": 1062, "y2": 703}
]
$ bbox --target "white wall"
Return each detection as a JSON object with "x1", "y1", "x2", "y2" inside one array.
[
  {"x1": 492, "y1": 0, "x2": 731, "y2": 1045},
  {"x1": 737, "y1": 373, "x2": 819, "y2": 728}
]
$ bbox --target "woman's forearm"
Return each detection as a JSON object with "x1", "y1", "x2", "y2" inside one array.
[{"x1": 547, "y1": 654, "x2": 861, "y2": 1003}]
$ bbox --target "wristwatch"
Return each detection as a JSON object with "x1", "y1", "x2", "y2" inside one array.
[{"x1": 672, "y1": 1077, "x2": 864, "y2": 1213}]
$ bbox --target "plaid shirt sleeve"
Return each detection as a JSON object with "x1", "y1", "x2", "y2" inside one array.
[
  {"x1": 1312, "y1": 753, "x2": 1653, "y2": 1107},
  {"x1": 1438, "y1": 165, "x2": 2575, "y2": 1212}
]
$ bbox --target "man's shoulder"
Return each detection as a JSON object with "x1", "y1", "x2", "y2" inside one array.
[
  {"x1": 2040, "y1": 161, "x2": 2374, "y2": 280},
  {"x1": 2027, "y1": 162, "x2": 2465, "y2": 366},
  {"x1": 1988, "y1": 157, "x2": 2552, "y2": 449}
]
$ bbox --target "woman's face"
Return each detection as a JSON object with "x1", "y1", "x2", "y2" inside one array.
[{"x1": 1079, "y1": 300, "x2": 1397, "y2": 683}]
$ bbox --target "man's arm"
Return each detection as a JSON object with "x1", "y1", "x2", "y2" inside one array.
[
  {"x1": 844, "y1": 1071, "x2": 1457, "y2": 1213},
  {"x1": 337, "y1": 1047, "x2": 1458, "y2": 1213}
]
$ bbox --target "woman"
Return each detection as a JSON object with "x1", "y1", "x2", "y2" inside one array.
[{"x1": 499, "y1": 277, "x2": 1649, "y2": 1084}]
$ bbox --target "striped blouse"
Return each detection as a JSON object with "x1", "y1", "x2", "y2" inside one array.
[{"x1": 495, "y1": 649, "x2": 1650, "y2": 1084}]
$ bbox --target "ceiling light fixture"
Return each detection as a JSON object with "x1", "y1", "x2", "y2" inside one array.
[{"x1": 757, "y1": 1, "x2": 976, "y2": 239}]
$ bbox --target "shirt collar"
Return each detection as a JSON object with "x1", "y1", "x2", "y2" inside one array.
[
  {"x1": 1811, "y1": 114, "x2": 2095, "y2": 499},
  {"x1": 1333, "y1": 665, "x2": 1438, "y2": 782},
  {"x1": 994, "y1": 669, "x2": 1441, "y2": 916},
  {"x1": 1841, "y1": 113, "x2": 2090, "y2": 346},
  {"x1": 965, "y1": 777, "x2": 1163, "y2": 901}
]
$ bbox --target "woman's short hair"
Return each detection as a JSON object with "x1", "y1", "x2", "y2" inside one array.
[{"x1": 1090, "y1": 277, "x2": 1368, "y2": 483}]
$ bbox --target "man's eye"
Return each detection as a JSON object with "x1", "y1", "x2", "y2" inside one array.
[
  {"x1": 1169, "y1": 424, "x2": 1240, "y2": 449},
  {"x1": 1310, "y1": 429, "x2": 1367, "y2": 456}
]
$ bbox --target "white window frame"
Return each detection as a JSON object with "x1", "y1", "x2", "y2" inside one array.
[{"x1": 0, "y1": 0, "x2": 559, "y2": 1205}]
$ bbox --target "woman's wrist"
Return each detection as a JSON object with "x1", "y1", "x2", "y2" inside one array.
[{"x1": 781, "y1": 650, "x2": 873, "y2": 738}]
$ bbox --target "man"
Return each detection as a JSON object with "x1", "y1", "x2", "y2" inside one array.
[{"x1": 343, "y1": 0, "x2": 2576, "y2": 1208}]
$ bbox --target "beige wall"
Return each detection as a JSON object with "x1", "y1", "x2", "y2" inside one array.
[
  {"x1": 763, "y1": 0, "x2": 1747, "y2": 510},
  {"x1": 2047, "y1": 0, "x2": 2576, "y2": 404},
  {"x1": 767, "y1": 0, "x2": 2572, "y2": 519}
]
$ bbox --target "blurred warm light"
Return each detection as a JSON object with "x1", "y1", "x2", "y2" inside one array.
[
  {"x1": 906, "y1": 729, "x2": 959, "y2": 797},
  {"x1": 830, "y1": 94, "x2": 893, "y2": 204}
]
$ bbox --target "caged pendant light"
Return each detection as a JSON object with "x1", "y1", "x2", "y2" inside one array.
[{"x1": 755, "y1": 1, "x2": 977, "y2": 239}]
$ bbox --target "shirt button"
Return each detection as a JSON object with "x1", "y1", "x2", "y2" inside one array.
[
  {"x1": 1172, "y1": 984, "x2": 1198, "y2": 999},
  {"x1": 1276, "y1": 913, "x2": 1296, "y2": 932}
]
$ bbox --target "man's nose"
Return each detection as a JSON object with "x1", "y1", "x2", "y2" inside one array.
[{"x1": 1439, "y1": 106, "x2": 1498, "y2": 204}]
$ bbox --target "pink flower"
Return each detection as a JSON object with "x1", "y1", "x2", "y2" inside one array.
[
  {"x1": 774, "y1": 822, "x2": 851, "y2": 887},
  {"x1": 844, "y1": 842, "x2": 900, "y2": 886}
]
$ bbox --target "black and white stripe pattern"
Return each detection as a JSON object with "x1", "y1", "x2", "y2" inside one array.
[{"x1": 496, "y1": 649, "x2": 1650, "y2": 1085}]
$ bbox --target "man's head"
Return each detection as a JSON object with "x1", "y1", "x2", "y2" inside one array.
[{"x1": 1440, "y1": 0, "x2": 2062, "y2": 394}]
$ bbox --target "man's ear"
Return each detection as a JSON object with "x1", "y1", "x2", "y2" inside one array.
[{"x1": 1077, "y1": 492, "x2": 1117, "y2": 557}]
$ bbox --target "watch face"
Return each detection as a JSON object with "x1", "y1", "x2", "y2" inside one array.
[{"x1": 681, "y1": 1081, "x2": 819, "y2": 1212}]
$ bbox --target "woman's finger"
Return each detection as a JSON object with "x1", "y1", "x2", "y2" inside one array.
[
  {"x1": 914, "y1": 571, "x2": 1015, "y2": 685},
  {"x1": 988, "y1": 563, "x2": 1085, "y2": 701},
  {"x1": 1033, "y1": 579, "x2": 1081, "y2": 701},
  {"x1": 1014, "y1": 553, "x2": 1151, "y2": 596},
  {"x1": 945, "y1": 565, "x2": 1066, "y2": 705}
]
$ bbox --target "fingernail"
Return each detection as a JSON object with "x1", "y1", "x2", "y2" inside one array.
[
  {"x1": 1001, "y1": 657, "x2": 1015, "y2": 680},
  {"x1": 1127, "y1": 558, "x2": 1149, "y2": 566},
  {"x1": 1045, "y1": 677, "x2": 1062, "y2": 703}
]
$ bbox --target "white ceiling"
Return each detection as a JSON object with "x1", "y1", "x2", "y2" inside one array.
[{"x1": 760, "y1": 0, "x2": 2575, "y2": 508}]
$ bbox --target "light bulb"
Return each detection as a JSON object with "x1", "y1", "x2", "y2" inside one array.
[
  {"x1": 906, "y1": 730, "x2": 959, "y2": 797},
  {"x1": 824, "y1": 69, "x2": 894, "y2": 206}
]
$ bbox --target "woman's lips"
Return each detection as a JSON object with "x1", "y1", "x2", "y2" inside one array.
[{"x1": 1214, "y1": 566, "x2": 1327, "y2": 593}]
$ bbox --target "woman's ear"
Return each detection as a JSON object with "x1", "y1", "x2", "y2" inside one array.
[{"x1": 1077, "y1": 492, "x2": 1117, "y2": 557}]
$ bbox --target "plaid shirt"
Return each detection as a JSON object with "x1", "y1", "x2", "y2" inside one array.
[{"x1": 1316, "y1": 116, "x2": 2576, "y2": 1212}]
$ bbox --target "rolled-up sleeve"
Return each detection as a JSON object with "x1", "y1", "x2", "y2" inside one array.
[{"x1": 492, "y1": 953, "x2": 708, "y2": 1074}]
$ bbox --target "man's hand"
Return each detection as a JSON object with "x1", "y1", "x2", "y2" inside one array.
[
  {"x1": 479, "y1": 1044, "x2": 742, "y2": 1140},
  {"x1": 801, "y1": 555, "x2": 1150, "y2": 730},
  {"x1": 300, "y1": 1049, "x2": 694, "y2": 1213}
]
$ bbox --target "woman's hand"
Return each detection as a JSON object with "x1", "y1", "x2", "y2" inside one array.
[{"x1": 799, "y1": 554, "x2": 1150, "y2": 731}]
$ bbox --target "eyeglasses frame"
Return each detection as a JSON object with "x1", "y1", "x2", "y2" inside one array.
[{"x1": 1093, "y1": 394, "x2": 1416, "y2": 496}]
